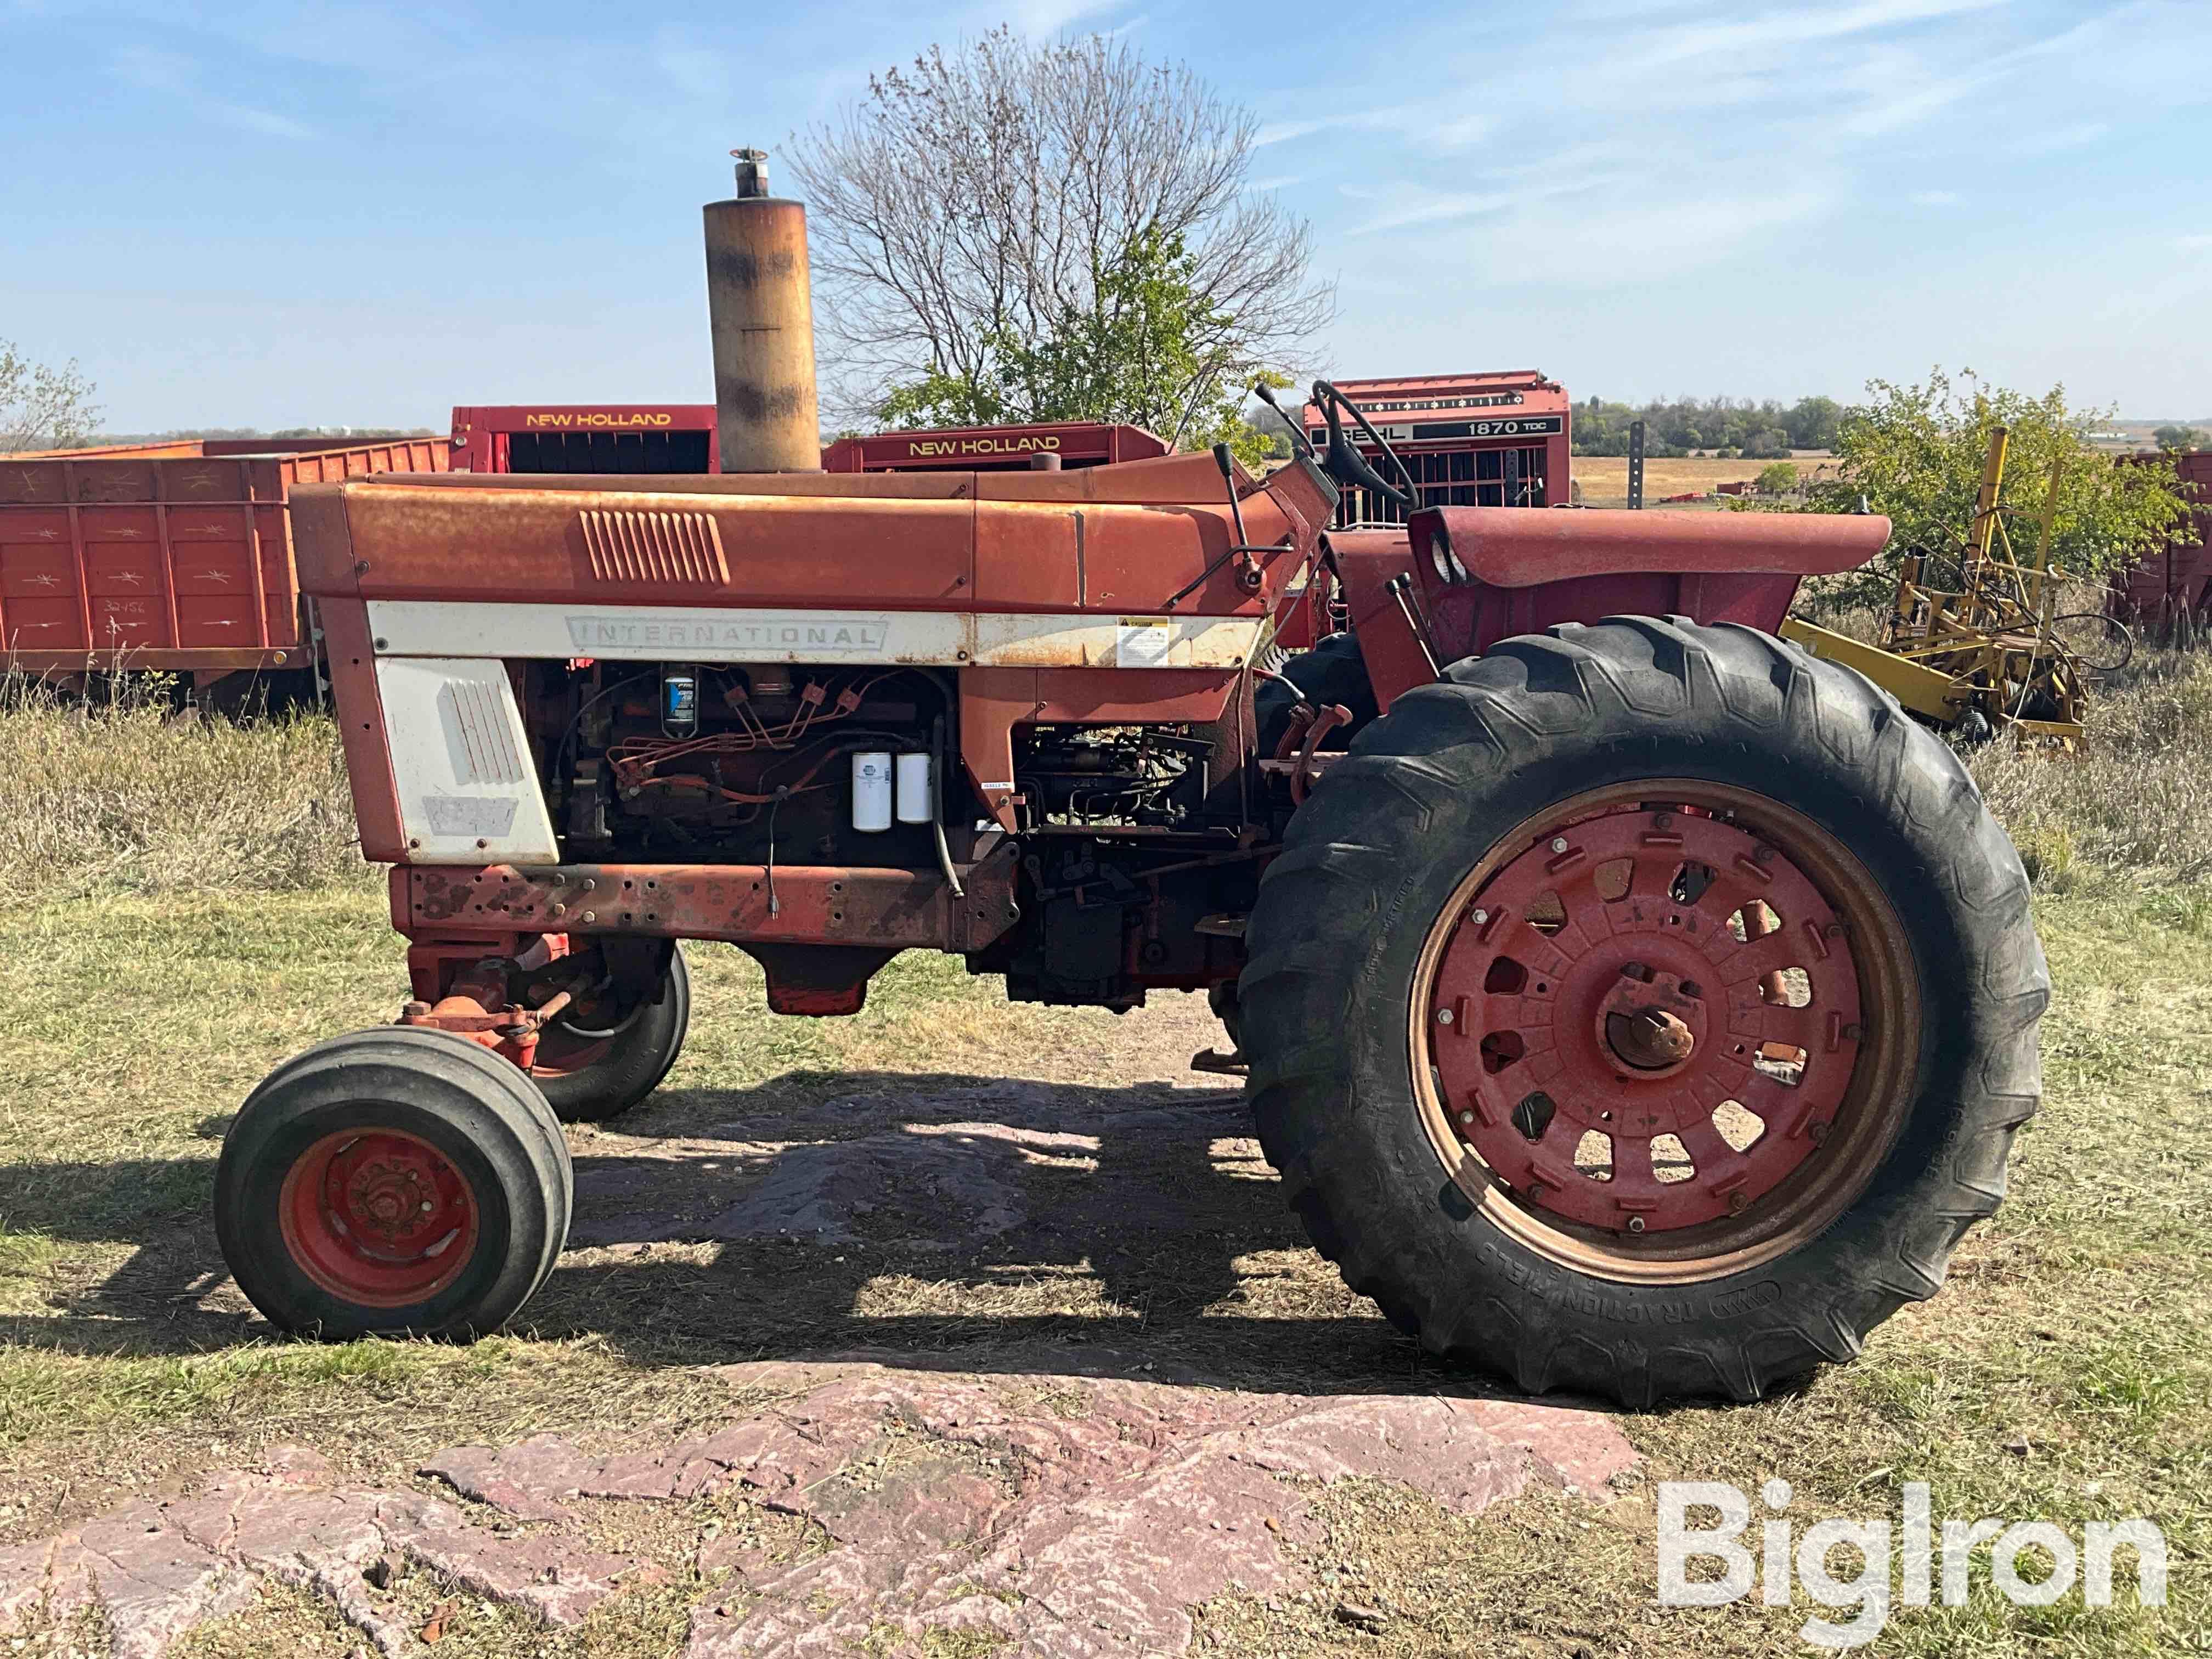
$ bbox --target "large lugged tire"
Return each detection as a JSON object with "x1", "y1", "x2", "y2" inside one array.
[
  {"x1": 1240, "y1": 617, "x2": 2046, "y2": 1406},
  {"x1": 532, "y1": 946, "x2": 690, "y2": 1124},
  {"x1": 1257, "y1": 630, "x2": 1378, "y2": 755},
  {"x1": 217, "y1": 1027, "x2": 573, "y2": 1340}
]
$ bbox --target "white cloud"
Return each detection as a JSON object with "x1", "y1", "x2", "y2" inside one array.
[
  {"x1": 105, "y1": 39, "x2": 318, "y2": 139},
  {"x1": 1486, "y1": 189, "x2": 1837, "y2": 284},
  {"x1": 216, "y1": 103, "x2": 317, "y2": 140},
  {"x1": 2020, "y1": 121, "x2": 2112, "y2": 156},
  {"x1": 998, "y1": 0, "x2": 1126, "y2": 35}
]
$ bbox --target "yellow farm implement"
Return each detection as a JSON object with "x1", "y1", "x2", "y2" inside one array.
[{"x1": 1782, "y1": 426, "x2": 2128, "y2": 748}]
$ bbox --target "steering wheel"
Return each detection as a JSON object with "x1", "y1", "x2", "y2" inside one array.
[{"x1": 1311, "y1": 379, "x2": 1418, "y2": 513}]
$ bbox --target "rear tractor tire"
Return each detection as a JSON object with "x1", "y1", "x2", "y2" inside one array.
[
  {"x1": 531, "y1": 945, "x2": 690, "y2": 1124},
  {"x1": 1240, "y1": 617, "x2": 2046, "y2": 1406},
  {"x1": 216, "y1": 1027, "x2": 573, "y2": 1340},
  {"x1": 1256, "y1": 630, "x2": 1377, "y2": 755}
]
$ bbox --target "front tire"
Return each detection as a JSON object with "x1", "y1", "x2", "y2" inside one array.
[
  {"x1": 531, "y1": 946, "x2": 690, "y2": 1124},
  {"x1": 1240, "y1": 617, "x2": 2046, "y2": 1405},
  {"x1": 217, "y1": 1027, "x2": 572, "y2": 1340}
]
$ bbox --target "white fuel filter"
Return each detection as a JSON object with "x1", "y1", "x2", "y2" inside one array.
[
  {"x1": 851, "y1": 751, "x2": 893, "y2": 832},
  {"x1": 895, "y1": 752, "x2": 934, "y2": 823}
]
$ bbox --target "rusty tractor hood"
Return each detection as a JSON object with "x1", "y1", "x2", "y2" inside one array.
[{"x1": 290, "y1": 450, "x2": 1334, "y2": 622}]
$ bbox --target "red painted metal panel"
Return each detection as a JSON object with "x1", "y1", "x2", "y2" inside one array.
[
  {"x1": 0, "y1": 437, "x2": 450, "y2": 675},
  {"x1": 1413, "y1": 505, "x2": 1890, "y2": 590},
  {"x1": 318, "y1": 596, "x2": 407, "y2": 863},
  {"x1": 1397, "y1": 505, "x2": 1887, "y2": 666},
  {"x1": 450, "y1": 405, "x2": 1169, "y2": 480},
  {"x1": 2112, "y1": 453, "x2": 2212, "y2": 617},
  {"x1": 821, "y1": 421, "x2": 1169, "y2": 473}
]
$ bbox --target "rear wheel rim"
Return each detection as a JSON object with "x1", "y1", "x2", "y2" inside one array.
[
  {"x1": 1410, "y1": 781, "x2": 1918, "y2": 1285},
  {"x1": 278, "y1": 1128, "x2": 480, "y2": 1307}
]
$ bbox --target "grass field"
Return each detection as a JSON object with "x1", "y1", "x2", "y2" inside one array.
[
  {"x1": 1571, "y1": 452, "x2": 1836, "y2": 509},
  {"x1": 1, "y1": 667, "x2": 2208, "y2": 1656}
]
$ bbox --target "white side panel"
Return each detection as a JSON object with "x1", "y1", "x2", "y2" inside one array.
[
  {"x1": 374, "y1": 657, "x2": 560, "y2": 865},
  {"x1": 365, "y1": 600, "x2": 1261, "y2": 670},
  {"x1": 968, "y1": 610, "x2": 1259, "y2": 668}
]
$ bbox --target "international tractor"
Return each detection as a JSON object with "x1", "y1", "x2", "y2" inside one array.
[{"x1": 215, "y1": 153, "x2": 2047, "y2": 1406}]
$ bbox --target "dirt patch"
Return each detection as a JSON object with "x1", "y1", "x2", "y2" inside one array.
[{"x1": 2, "y1": 1358, "x2": 1633, "y2": 1658}]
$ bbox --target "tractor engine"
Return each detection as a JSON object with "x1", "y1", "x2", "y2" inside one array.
[{"x1": 544, "y1": 661, "x2": 957, "y2": 868}]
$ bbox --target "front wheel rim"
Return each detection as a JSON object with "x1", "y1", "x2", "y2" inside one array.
[
  {"x1": 1410, "y1": 781, "x2": 1918, "y2": 1286},
  {"x1": 278, "y1": 1128, "x2": 480, "y2": 1307}
]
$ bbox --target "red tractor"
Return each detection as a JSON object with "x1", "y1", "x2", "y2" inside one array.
[{"x1": 216, "y1": 155, "x2": 2046, "y2": 1405}]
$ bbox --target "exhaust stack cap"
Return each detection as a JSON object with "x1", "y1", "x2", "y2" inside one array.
[{"x1": 731, "y1": 146, "x2": 770, "y2": 199}]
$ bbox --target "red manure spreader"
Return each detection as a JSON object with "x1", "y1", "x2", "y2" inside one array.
[
  {"x1": 215, "y1": 155, "x2": 2046, "y2": 1405},
  {"x1": 0, "y1": 435, "x2": 449, "y2": 701}
]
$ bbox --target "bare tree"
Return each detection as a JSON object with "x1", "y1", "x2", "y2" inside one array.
[
  {"x1": 787, "y1": 29, "x2": 1332, "y2": 435},
  {"x1": 0, "y1": 341, "x2": 100, "y2": 452}
]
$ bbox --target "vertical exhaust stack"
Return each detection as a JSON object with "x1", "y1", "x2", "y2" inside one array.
[{"x1": 704, "y1": 148, "x2": 822, "y2": 473}]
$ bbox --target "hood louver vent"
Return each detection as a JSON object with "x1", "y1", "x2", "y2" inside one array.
[{"x1": 578, "y1": 509, "x2": 729, "y2": 585}]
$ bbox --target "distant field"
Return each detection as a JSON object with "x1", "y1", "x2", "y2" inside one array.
[{"x1": 1570, "y1": 450, "x2": 1835, "y2": 508}]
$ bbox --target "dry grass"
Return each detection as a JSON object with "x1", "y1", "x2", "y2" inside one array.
[
  {"x1": 1971, "y1": 649, "x2": 2212, "y2": 884},
  {"x1": 1, "y1": 658, "x2": 2209, "y2": 1655},
  {"x1": 0, "y1": 675, "x2": 368, "y2": 899},
  {"x1": 1780, "y1": 580, "x2": 2212, "y2": 887},
  {"x1": 1571, "y1": 452, "x2": 1837, "y2": 508}
]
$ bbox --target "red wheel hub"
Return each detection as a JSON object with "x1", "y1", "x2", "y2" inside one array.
[
  {"x1": 1426, "y1": 804, "x2": 1865, "y2": 1237},
  {"x1": 278, "y1": 1130, "x2": 479, "y2": 1307}
]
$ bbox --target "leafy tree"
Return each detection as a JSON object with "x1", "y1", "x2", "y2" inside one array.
[
  {"x1": 1, "y1": 341, "x2": 99, "y2": 452},
  {"x1": 1783, "y1": 396, "x2": 1843, "y2": 451},
  {"x1": 2153, "y1": 424, "x2": 2206, "y2": 453},
  {"x1": 1756, "y1": 461, "x2": 1799, "y2": 494},
  {"x1": 791, "y1": 28, "x2": 1329, "y2": 437},
  {"x1": 876, "y1": 227, "x2": 1289, "y2": 467},
  {"x1": 1571, "y1": 396, "x2": 1826, "y2": 458},
  {"x1": 1802, "y1": 368, "x2": 2188, "y2": 603}
]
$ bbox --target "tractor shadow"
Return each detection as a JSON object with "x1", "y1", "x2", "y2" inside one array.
[{"x1": 1, "y1": 1070, "x2": 1445, "y2": 1396}]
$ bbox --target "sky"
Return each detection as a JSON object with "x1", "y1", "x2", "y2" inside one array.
[{"x1": 2, "y1": 0, "x2": 2209, "y2": 432}]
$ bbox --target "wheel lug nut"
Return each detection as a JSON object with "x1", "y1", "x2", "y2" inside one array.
[
  {"x1": 1550, "y1": 837, "x2": 1570, "y2": 854},
  {"x1": 1436, "y1": 1007, "x2": 1454, "y2": 1025},
  {"x1": 1470, "y1": 908, "x2": 1488, "y2": 925},
  {"x1": 1754, "y1": 845, "x2": 1775, "y2": 865},
  {"x1": 1626, "y1": 1215, "x2": 1646, "y2": 1233},
  {"x1": 1728, "y1": 1191, "x2": 1750, "y2": 1215}
]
